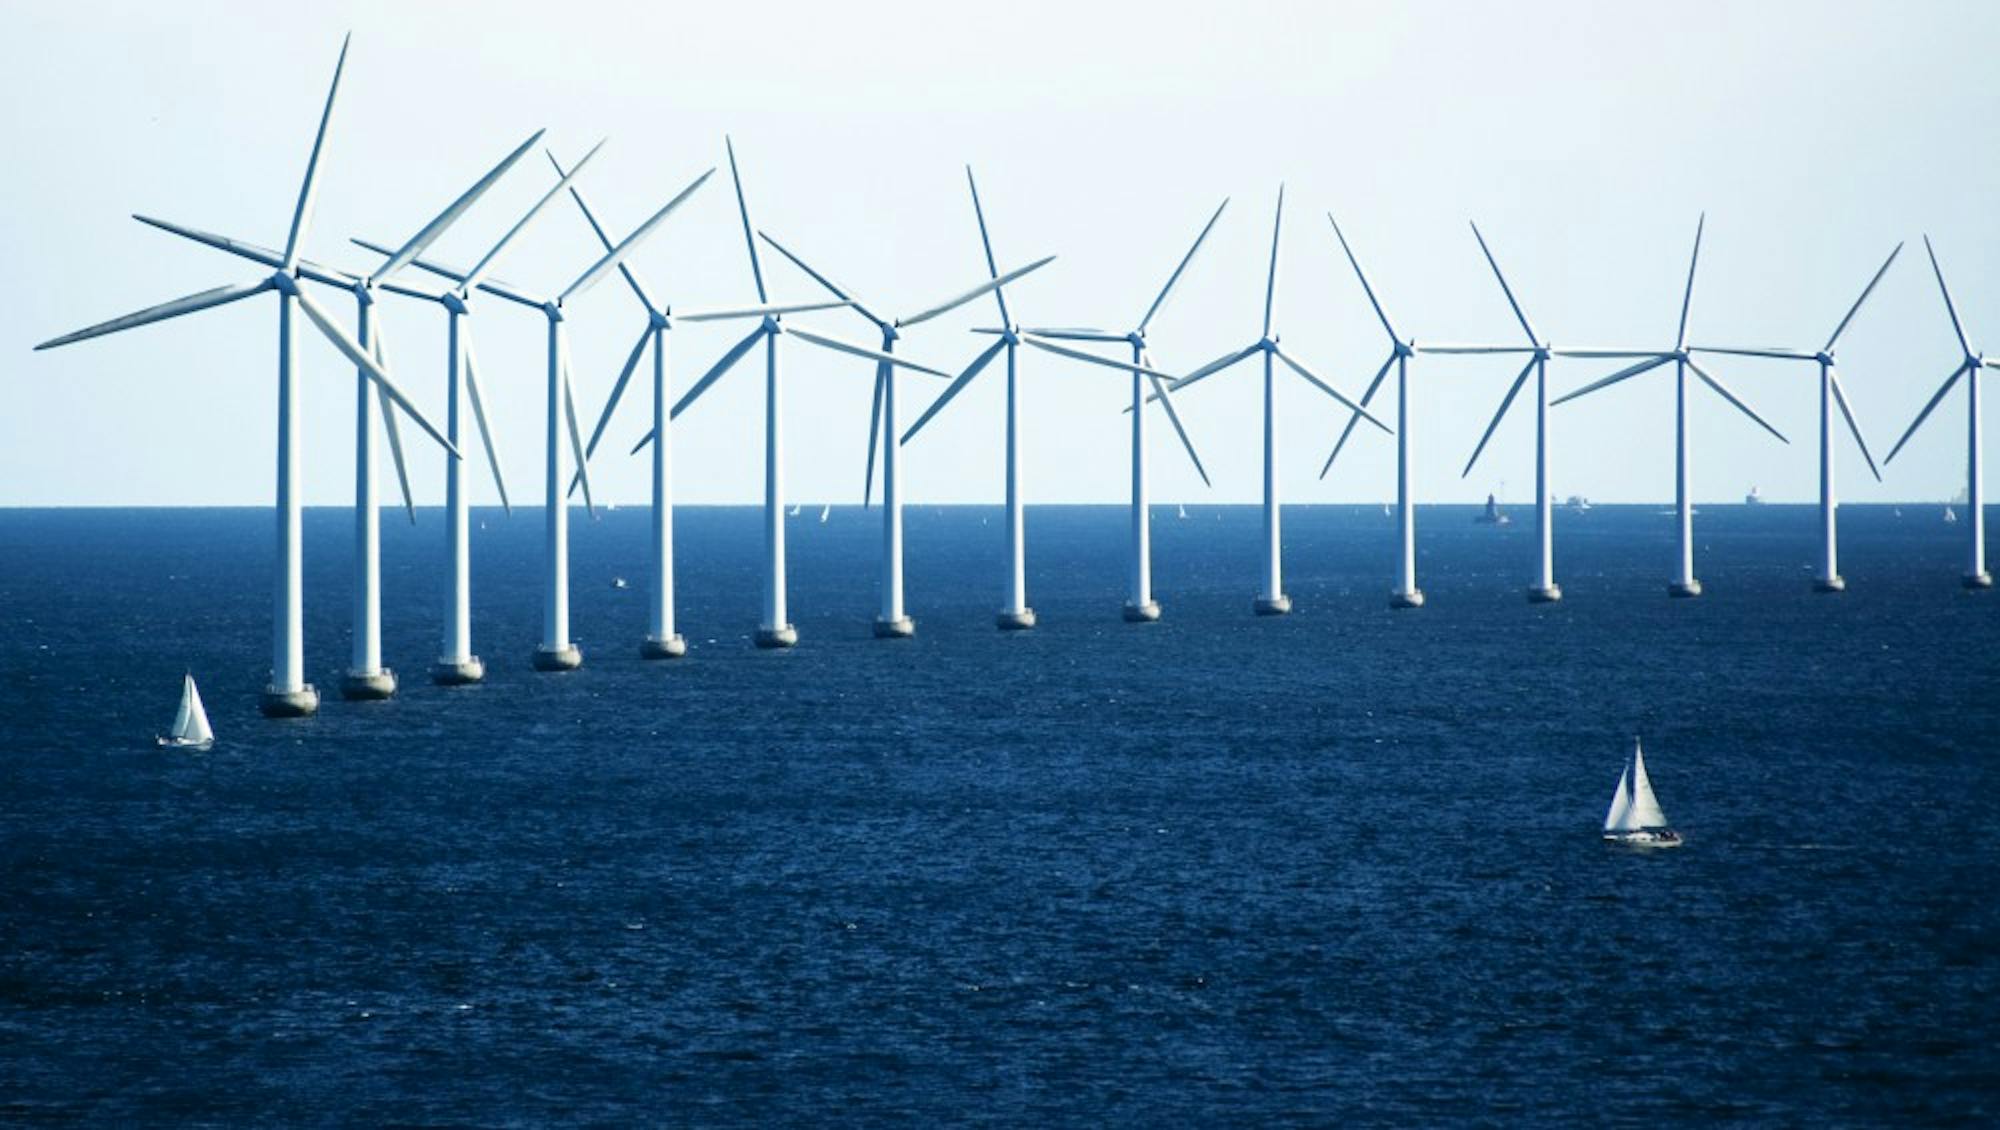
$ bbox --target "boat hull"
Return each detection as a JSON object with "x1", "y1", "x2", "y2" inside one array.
[{"x1": 1603, "y1": 829, "x2": 1683, "y2": 849}]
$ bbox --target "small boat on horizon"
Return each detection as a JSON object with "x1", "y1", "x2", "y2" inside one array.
[
  {"x1": 1744, "y1": 485, "x2": 1765, "y2": 505},
  {"x1": 157, "y1": 673, "x2": 214, "y2": 751},
  {"x1": 1603, "y1": 737, "x2": 1681, "y2": 848},
  {"x1": 1475, "y1": 492, "x2": 1511, "y2": 525},
  {"x1": 819, "y1": 504, "x2": 831, "y2": 523},
  {"x1": 1566, "y1": 494, "x2": 1592, "y2": 513},
  {"x1": 1177, "y1": 503, "x2": 1187, "y2": 519},
  {"x1": 788, "y1": 504, "x2": 802, "y2": 517},
  {"x1": 1945, "y1": 505, "x2": 1959, "y2": 524},
  {"x1": 611, "y1": 576, "x2": 629, "y2": 590}
]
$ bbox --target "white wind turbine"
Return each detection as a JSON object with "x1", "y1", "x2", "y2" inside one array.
[
  {"x1": 350, "y1": 141, "x2": 606, "y2": 682},
  {"x1": 1548, "y1": 216, "x2": 1790, "y2": 597},
  {"x1": 35, "y1": 34, "x2": 458, "y2": 718},
  {"x1": 1153, "y1": 187, "x2": 1390, "y2": 615},
  {"x1": 655, "y1": 138, "x2": 952, "y2": 648},
  {"x1": 367, "y1": 152, "x2": 715, "y2": 671},
  {"x1": 134, "y1": 128, "x2": 548, "y2": 697},
  {"x1": 754, "y1": 229, "x2": 1055, "y2": 637},
  {"x1": 1885, "y1": 236, "x2": 1996, "y2": 588},
  {"x1": 1694, "y1": 243, "x2": 1900, "y2": 592},
  {"x1": 552, "y1": 158, "x2": 854, "y2": 658},
  {"x1": 999, "y1": 199, "x2": 1226, "y2": 622}
]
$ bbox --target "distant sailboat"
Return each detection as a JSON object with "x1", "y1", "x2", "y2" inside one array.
[
  {"x1": 1945, "y1": 505, "x2": 1959, "y2": 524},
  {"x1": 1603, "y1": 737, "x2": 1680, "y2": 847},
  {"x1": 157, "y1": 673, "x2": 214, "y2": 750},
  {"x1": 1744, "y1": 485, "x2": 1765, "y2": 505},
  {"x1": 819, "y1": 504, "x2": 830, "y2": 523},
  {"x1": 788, "y1": 504, "x2": 802, "y2": 517},
  {"x1": 1177, "y1": 502, "x2": 1187, "y2": 519}
]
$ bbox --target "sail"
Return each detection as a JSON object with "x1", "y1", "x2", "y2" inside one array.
[
  {"x1": 1603, "y1": 760, "x2": 1635, "y2": 832},
  {"x1": 1627, "y1": 742, "x2": 1668, "y2": 829},
  {"x1": 175, "y1": 674, "x2": 213, "y2": 745}
]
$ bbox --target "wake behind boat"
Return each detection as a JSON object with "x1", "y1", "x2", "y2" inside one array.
[
  {"x1": 1603, "y1": 737, "x2": 1680, "y2": 847},
  {"x1": 157, "y1": 673, "x2": 214, "y2": 751}
]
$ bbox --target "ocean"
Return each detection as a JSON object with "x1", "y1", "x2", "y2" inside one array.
[{"x1": 0, "y1": 502, "x2": 1994, "y2": 1124}]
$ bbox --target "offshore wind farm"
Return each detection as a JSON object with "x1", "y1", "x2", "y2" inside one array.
[{"x1": 3, "y1": 4, "x2": 1998, "y2": 1124}]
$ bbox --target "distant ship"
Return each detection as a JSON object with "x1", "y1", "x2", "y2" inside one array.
[
  {"x1": 1945, "y1": 505, "x2": 1959, "y2": 524},
  {"x1": 611, "y1": 576, "x2": 629, "y2": 590},
  {"x1": 1744, "y1": 485, "x2": 1765, "y2": 505},
  {"x1": 1565, "y1": 495, "x2": 1592, "y2": 513},
  {"x1": 1603, "y1": 737, "x2": 1680, "y2": 848},
  {"x1": 1177, "y1": 503, "x2": 1187, "y2": 519},
  {"x1": 1475, "y1": 493, "x2": 1511, "y2": 525},
  {"x1": 156, "y1": 674, "x2": 214, "y2": 751},
  {"x1": 819, "y1": 504, "x2": 831, "y2": 523}
]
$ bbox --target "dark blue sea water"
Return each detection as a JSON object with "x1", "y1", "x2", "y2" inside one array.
[{"x1": 1, "y1": 503, "x2": 1995, "y2": 1124}]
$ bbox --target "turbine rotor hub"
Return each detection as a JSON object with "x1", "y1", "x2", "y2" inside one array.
[
  {"x1": 543, "y1": 300, "x2": 564, "y2": 322},
  {"x1": 649, "y1": 310, "x2": 670, "y2": 332},
  {"x1": 442, "y1": 292, "x2": 470, "y2": 317},
  {"x1": 270, "y1": 271, "x2": 301, "y2": 297}
]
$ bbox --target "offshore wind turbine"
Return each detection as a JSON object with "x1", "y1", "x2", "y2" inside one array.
[
  {"x1": 553, "y1": 159, "x2": 854, "y2": 658},
  {"x1": 1695, "y1": 243, "x2": 1901, "y2": 592},
  {"x1": 755, "y1": 230, "x2": 1055, "y2": 637},
  {"x1": 1154, "y1": 187, "x2": 1390, "y2": 615},
  {"x1": 1002, "y1": 199, "x2": 1226, "y2": 621},
  {"x1": 1549, "y1": 216, "x2": 1790, "y2": 598},
  {"x1": 36, "y1": 35, "x2": 459, "y2": 717},
  {"x1": 352, "y1": 142, "x2": 605, "y2": 682},
  {"x1": 660, "y1": 137, "x2": 951, "y2": 648},
  {"x1": 1885, "y1": 236, "x2": 1996, "y2": 588},
  {"x1": 136, "y1": 128, "x2": 548, "y2": 697}
]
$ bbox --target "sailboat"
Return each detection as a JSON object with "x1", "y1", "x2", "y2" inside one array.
[
  {"x1": 1945, "y1": 505, "x2": 1959, "y2": 524},
  {"x1": 157, "y1": 673, "x2": 214, "y2": 750},
  {"x1": 1177, "y1": 502, "x2": 1187, "y2": 520},
  {"x1": 819, "y1": 504, "x2": 830, "y2": 523},
  {"x1": 1603, "y1": 737, "x2": 1680, "y2": 847},
  {"x1": 787, "y1": 504, "x2": 801, "y2": 518}
]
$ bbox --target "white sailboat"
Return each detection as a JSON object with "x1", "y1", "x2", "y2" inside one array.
[
  {"x1": 1945, "y1": 505, "x2": 1959, "y2": 524},
  {"x1": 1603, "y1": 737, "x2": 1680, "y2": 847},
  {"x1": 1177, "y1": 503, "x2": 1187, "y2": 520},
  {"x1": 819, "y1": 504, "x2": 830, "y2": 523},
  {"x1": 787, "y1": 504, "x2": 802, "y2": 518},
  {"x1": 157, "y1": 673, "x2": 214, "y2": 750}
]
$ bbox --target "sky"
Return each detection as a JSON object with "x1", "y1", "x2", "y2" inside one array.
[{"x1": 5, "y1": 0, "x2": 2000, "y2": 507}]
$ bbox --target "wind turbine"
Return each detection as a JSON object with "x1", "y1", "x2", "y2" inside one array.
[
  {"x1": 999, "y1": 199, "x2": 1226, "y2": 621},
  {"x1": 661, "y1": 137, "x2": 952, "y2": 648},
  {"x1": 35, "y1": 35, "x2": 458, "y2": 718},
  {"x1": 1153, "y1": 186, "x2": 1390, "y2": 615},
  {"x1": 902, "y1": 166, "x2": 1102, "y2": 630},
  {"x1": 552, "y1": 158, "x2": 854, "y2": 658},
  {"x1": 1885, "y1": 236, "x2": 1995, "y2": 588},
  {"x1": 1548, "y1": 216, "x2": 1789, "y2": 598},
  {"x1": 134, "y1": 128, "x2": 548, "y2": 697},
  {"x1": 350, "y1": 141, "x2": 606, "y2": 682},
  {"x1": 368, "y1": 151, "x2": 714, "y2": 671},
  {"x1": 1694, "y1": 243, "x2": 1901, "y2": 592},
  {"x1": 754, "y1": 229, "x2": 1055, "y2": 638}
]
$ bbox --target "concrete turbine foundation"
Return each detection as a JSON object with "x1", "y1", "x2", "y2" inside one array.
[
  {"x1": 1253, "y1": 595, "x2": 1293, "y2": 616},
  {"x1": 873, "y1": 617, "x2": 916, "y2": 639},
  {"x1": 1668, "y1": 579, "x2": 1704, "y2": 599},
  {"x1": 260, "y1": 684, "x2": 320, "y2": 718},
  {"x1": 1963, "y1": 571, "x2": 1993, "y2": 590},
  {"x1": 340, "y1": 668, "x2": 397, "y2": 700},
  {"x1": 1122, "y1": 601, "x2": 1161, "y2": 623},
  {"x1": 431, "y1": 657, "x2": 486, "y2": 686},
  {"x1": 1813, "y1": 576, "x2": 1847, "y2": 594},
  {"x1": 755, "y1": 625, "x2": 799, "y2": 649},
  {"x1": 531, "y1": 645, "x2": 582, "y2": 671},
  {"x1": 640, "y1": 634, "x2": 687, "y2": 659},
  {"x1": 1528, "y1": 584, "x2": 1564, "y2": 604},
  {"x1": 996, "y1": 609, "x2": 1037, "y2": 631},
  {"x1": 1390, "y1": 588, "x2": 1425, "y2": 610}
]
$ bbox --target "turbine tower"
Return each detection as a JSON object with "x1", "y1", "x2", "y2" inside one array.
[
  {"x1": 1694, "y1": 243, "x2": 1900, "y2": 592},
  {"x1": 899, "y1": 166, "x2": 1062, "y2": 630},
  {"x1": 664, "y1": 138, "x2": 950, "y2": 648},
  {"x1": 755, "y1": 230, "x2": 1054, "y2": 637},
  {"x1": 554, "y1": 158, "x2": 854, "y2": 658},
  {"x1": 1002, "y1": 199, "x2": 1226, "y2": 621},
  {"x1": 1155, "y1": 187, "x2": 1389, "y2": 615},
  {"x1": 36, "y1": 35, "x2": 459, "y2": 717},
  {"x1": 353, "y1": 142, "x2": 607, "y2": 682},
  {"x1": 1885, "y1": 236, "x2": 1996, "y2": 588},
  {"x1": 1549, "y1": 216, "x2": 1789, "y2": 598},
  {"x1": 135, "y1": 128, "x2": 548, "y2": 697}
]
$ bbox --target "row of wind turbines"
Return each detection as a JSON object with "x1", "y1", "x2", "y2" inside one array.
[{"x1": 34, "y1": 38, "x2": 1995, "y2": 718}]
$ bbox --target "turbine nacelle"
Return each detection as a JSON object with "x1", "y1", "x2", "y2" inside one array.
[
  {"x1": 442, "y1": 291, "x2": 470, "y2": 317},
  {"x1": 542, "y1": 300, "x2": 565, "y2": 323},
  {"x1": 270, "y1": 272, "x2": 302, "y2": 298}
]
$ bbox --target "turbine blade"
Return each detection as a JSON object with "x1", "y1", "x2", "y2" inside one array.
[
  {"x1": 784, "y1": 325, "x2": 950, "y2": 377},
  {"x1": 1675, "y1": 213, "x2": 1705, "y2": 349},
  {"x1": 903, "y1": 337, "x2": 1004, "y2": 444},
  {"x1": 560, "y1": 167, "x2": 716, "y2": 304},
  {"x1": 898, "y1": 255, "x2": 1057, "y2": 328},
  {"x1": 561, "y1": 342, "x2": 595, "y2": 519},
  {"x1": 1413, "y1": 343, "x2": 1539, "y2": 355},
  {"x1": 1469, "y1": 221, "x2": 1538, "y2": 345},
  {"x1": 675, "y1": 299, "x2": 852, "y2": 322},
  {"x1": 1461, "y1": 356, "x2": 1537, "y2": 478},
  {"x1": 350, "y1": 239, "x2": 540, "y2": 308},
  {"x1": 295, "y1": 288, "x2": 458, "y2": 458},
  {"x1": 965, "y1": 166, "x2": 1009, "y2": 324},
  {"x1": 1141, "y1": 347, "x2": 1210, "y2": 488},
  {"x1": 1827, "y1": 368, "x2": 1882, "y2": 482},
  {"x1": 1317, "y1": 352, "x2": 1397, "y2": 478},
  {"x1": 1016, "y1": 326, "x2": 1125, "y2": 343},
  {"x1": 1140, "y1": 343, "x2": 1257, "y2": 409},
  {"x1": 464, "y1": 137, "x2": 606, "y2": 294},
  {"x1": 1262, "y1": 185, "x2": 1284, "y2": 337},
  {"x1": 1021, "y1": 334, "x2": 1182, "y2": 383},
  {"x1": 282, "y1": 33, "x2": 350, "y2": 269},
  {"x1": 1885, "y1": 362, "x2": 1969, "y2": 464},
  {"x1": 548, "y1": 149, "x2": 653, "y2": 313},
  {"x1": 1688, "y1": 346, "x2": 1817, "y2": 362},
  {"x1": 1327, "y1": 214, "x2": 1399, "y2": 345},
  {"x1": 755, "y1": 230, "x2": 887, "y2": 327},
  {"x1": 462, "y1": 331, "x2": 512, "y2": 513},
  {"x1": 35, "y1": 279, "x2": 272, "y2": 350},
  {"x1": 1138, "y1": 197, "x2": 1230, "y2": 334},
  {"x1": 1685, "y1": 358, "x2": 1788, "y2": 444},
  {"x1": 585, "y1": 324, "x2": 652, "y2": 463},
  {"x1": 1823, "y1": 242, "x2": 1904, "y2": 352},
  {"x1": 1549, "y1": 347, "x2": 1669, "y2": 359},
  {"x1": 1273, "y1": 345, "x2": 1391, "y2": 433},
  {"x1": 670, "y1": 323, "x2": 765, "y2": 421},
  {"x1": 725, "y1": 136, "x2": 768, "y2": 303},
  {"x1": 377, "y1": 128, "x2": 548, "y2": 284},
  {"x1": 1550, "y1": 355, "x2": 1673, "y2": 406},
  {"x1": 1923, "y1": 235, "x2": 1973, "y2": 359},
  {"x1": 133, "y1": 214, "x2": 358, "y2": 286},
  {"x1": 369, "y1": 319, "x2": 416, "y2": 523},
  {"x1": 862, "y1": 363, "x2": 886, "y2": 507}
]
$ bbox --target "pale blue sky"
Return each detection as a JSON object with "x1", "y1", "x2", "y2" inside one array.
[{"x1": 5, "y1": 0, "x2": 1998, "y2": 506}]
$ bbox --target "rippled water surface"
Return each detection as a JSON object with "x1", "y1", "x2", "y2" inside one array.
[{"x1": 1, "y1": 504, "x2": 1995, "y2": 1124}]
